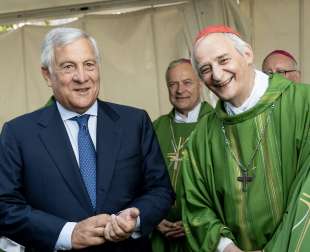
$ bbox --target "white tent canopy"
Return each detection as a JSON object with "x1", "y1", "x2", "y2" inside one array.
[
  {"x1": 0, "y1": 0, "x2": 190, "y2": 23},
  {"x1": 0, "y1": 0, "x2": 248, "y2": 126},
  {"x1": 0, "y1": 0, "x2": 308, "y2": 127}
]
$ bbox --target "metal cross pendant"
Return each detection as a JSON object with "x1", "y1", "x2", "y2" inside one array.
[{"x1": 237, "y1": 170, "x2": 254, "y2": 192}]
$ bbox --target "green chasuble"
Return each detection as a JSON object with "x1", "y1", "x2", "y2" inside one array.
[
  {"x1": 181, "y1": 75, "x2": 310, "y2": 252},
  {"x1": 152, "y1": 102, "x2": 213, "y2": 252}
]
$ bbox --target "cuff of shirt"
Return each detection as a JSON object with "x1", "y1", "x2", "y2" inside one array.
[
  {"x1": 131, "y1": 216, "x2": 141, "y2": 239},
  {"x1": 55, "y1": 222, "x2": 77, "y2": 250},
  {"x1": 216, "y1": 237, "x2": 234, "y2": 252}
]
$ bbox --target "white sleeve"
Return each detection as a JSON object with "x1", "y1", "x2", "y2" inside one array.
[
  {"x1": 54, "y1": 222, "x2": 76, "y2": 250},
  {"x1": 131, "y1": 216, "x2": 141, "y2": 239},
  {"x1": 216, "y1": 237, "x2": 234, "y2": 252}
]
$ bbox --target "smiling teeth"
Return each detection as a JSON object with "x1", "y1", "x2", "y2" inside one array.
[
  {"x1": 76, "y1": 89, "x2": 89, "y2": 95},
  {"x1": 77, "y1": 88, "x2": 88, "y2": 92},
  {"x1": 216, "y1": 76, "x2": 233, "y2": 87}
]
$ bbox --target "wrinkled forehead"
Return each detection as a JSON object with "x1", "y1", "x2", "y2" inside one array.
[
  {"x1": 168, "y1": 62, "x2": 194, "y2": 74},
  {"x1": 54, "y1": 38, "x2": 97, "y2": 61},
  {"x1": 167, "y1": 62, "x2": 197, "y2": 80},
  {"x1": 194, "y1": 33, "x2": 236, "y2": 63}
]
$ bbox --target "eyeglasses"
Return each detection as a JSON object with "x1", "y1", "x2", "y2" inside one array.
[{"x1": 265, "y1": 69, "x2": 297, "y2": 77}]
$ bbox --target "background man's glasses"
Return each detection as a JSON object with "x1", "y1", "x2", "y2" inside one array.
[{"x1": 265, "y1": 69, "x2": 297, "y2": 76}]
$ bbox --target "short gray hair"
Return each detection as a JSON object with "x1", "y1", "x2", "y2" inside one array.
[
  {"x1": 192, "y1": 33, "x2": 249, "y2": 77},
  {"x1": 165, "y1": 58, "x2": 192, "y2": 82},
  {"x1": 41, "y1": 27, "x2": 100, "y2": 72}
]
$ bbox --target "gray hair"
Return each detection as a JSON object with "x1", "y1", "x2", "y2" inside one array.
[
  {"x1": 191, "y1": 33, "x2": 248, "y2": 77},
  {"x1": 41, "y1": 27, "x2": 100, "y2": 72},
  {"x1": 165, "y1": 58, "x2": 192, "y2": 82}
]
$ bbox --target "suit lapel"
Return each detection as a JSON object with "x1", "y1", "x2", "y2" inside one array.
[
  {"x1": 37, "y1": 104, "x2": 93, "y2": 214},
  {"x1": 96, "y1": 101, "x2": 121, "y2": 211}
]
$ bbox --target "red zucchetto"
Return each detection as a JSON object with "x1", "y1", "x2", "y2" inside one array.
[
  {"x1": 195, "y1": 25, "x2": 240, "y2": 43},
  {"x1": 264, "y1": 50, "x2": 297, "y2": 64}
]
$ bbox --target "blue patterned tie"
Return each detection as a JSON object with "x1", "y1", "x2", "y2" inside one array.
[{"x1": 73, "y1": 114, "x2": 96, "y2": 208}]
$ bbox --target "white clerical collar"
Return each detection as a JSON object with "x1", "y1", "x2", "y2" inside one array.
[
  {"x1": 174, "y1": 102, "x2": 202, "y2": 123},
  {"x1": 56, "y1": 100, "x2": 98, "y2": 121},
  {"x1": 224, "y1": 70, "x2": 269, "y2": 116}
]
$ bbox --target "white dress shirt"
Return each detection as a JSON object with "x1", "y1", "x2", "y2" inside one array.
[{"x1": 55, "y1": 101, "x2": 98, "y2": 250}]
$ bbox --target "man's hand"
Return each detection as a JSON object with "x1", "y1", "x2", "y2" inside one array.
[
  {"x1": 104, "y1": 207, "x2": 140, "y2": 242},
  {"x1": 224, "y1": 244, "x2": 243, "y2": 252},
  {"x1": 72, "y1": 214, "x2": 111, "y2": 249},
  {"x1": 157, "y1": 219, "x2": 185, "y2": 239}
]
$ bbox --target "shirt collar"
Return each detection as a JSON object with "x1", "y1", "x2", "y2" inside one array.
[
  {"x1": 224, "y1": 70, "x2": 269, "y2": 116},
  {"x1": 56, "y1": 100, "x2": 98, "y2": 121},
  {"x1": 174, "y1": 102, "x2": 202, "y2": 123}
]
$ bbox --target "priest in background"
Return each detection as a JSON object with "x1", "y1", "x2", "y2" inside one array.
[
  {"x1": 181, "y1": 25, "x2": 310, "y2": 252},
  {"x1": 152, "y1": 58, "x2": 213, "y2": 252},
  {"x1": 262, "y1": 49, "x2": 301, "y2": 82}
]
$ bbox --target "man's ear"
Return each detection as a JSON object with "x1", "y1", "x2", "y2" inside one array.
[
  {"x1": 243, "y1": 44, "x2": 254, "y2": 65},
  {"x1": 41, "y1": 67, "x2": 53, "y2": 87}
]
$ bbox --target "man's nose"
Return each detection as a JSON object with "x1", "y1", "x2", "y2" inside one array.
[
  {"x1": 72, "y1": 65, "x2": 89, "y2": 83},
  {"x1": 176, "y1": 83, "x2": 186, "y2": 93},
  {"x1": 212, "y1": 66, "x2": 223, "y2": 81}
]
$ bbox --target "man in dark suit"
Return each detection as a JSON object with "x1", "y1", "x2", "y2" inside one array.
[{"x1": 0, "y1": 27, "x2": 174, "y2": 251}]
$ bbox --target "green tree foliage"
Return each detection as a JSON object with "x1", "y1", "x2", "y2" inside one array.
[{"x1": 0, "y1": 24, "x2": 14, "y2": 32}]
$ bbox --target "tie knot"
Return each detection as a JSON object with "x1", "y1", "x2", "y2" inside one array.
[{"x1": 72, "y1": 114, "x2": 90, "y2": 128}]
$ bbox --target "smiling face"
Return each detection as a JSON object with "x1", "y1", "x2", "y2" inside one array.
[
  {"x1": 166, "y1": 63, "x2": 202, "y2": 115},
  {"x1": 194, "y1": 33, "x2": 255, "y2": 107},
  {"x1": 41, "y1": 37, "x2": 100, "y2": 114}
]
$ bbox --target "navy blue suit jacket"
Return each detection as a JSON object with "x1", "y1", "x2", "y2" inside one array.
[{"x1": 0, "y1": 100, "x2": 174, "y2": 251}]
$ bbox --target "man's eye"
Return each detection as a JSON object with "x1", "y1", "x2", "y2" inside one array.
[
  {"x1": 276, "y1": 70, "x2": 286, "y2": 74},
  {"x1": 183, "y1": 80, "x2": 193, "y2": 85},
  {"x1": 61, "y1": 64, "x2": 75, "y2": 73},
  {"x1": 86, "y1": 62, "x2": 95, "y2": 67},
  {"x1": 200, "y1": 67, "x2": 211, "y2": 75},
  {"x1": 85, "y1": 62, "x2": 96, "y2": 70},
  {"x1": 219, "y1": 58, "x2": 230, "y2": 64},
  {"x1": 167, "y1": 82, "x2": 176, "y2": 88},
  {"x1": 63, "y1": 64, "x2": 74, "y2": 69}
]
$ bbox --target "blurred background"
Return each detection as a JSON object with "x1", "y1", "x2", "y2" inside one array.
[{"x1": 0, "y1": 0, "x2": 307, "y2": 126}]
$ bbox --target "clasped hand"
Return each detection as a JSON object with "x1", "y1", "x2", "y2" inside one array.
[
  {"x1": 72, "y1": 207, "x2": 139, "y2": 249},
  {"x1": 157, "y1": 219, "x2": 185, "y2": 239},
  {"x1": 103, "y1": 207, "x2": 140, "y2": 242}
]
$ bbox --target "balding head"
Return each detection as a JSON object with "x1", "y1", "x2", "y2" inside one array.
[{"x1": 262, "y1": 50, "x2": 300, "y2": 82}]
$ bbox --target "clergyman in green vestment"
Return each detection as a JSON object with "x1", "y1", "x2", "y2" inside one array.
[
  {"x1": 262, "y1": 49, "x2": 301, "y2": 83},
  {"x1": 181, "y1": 25, "x2": 310, "y2": 252},
  {"x1": 152, "y1": 58, "x2": 213, "y2": 252}
]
